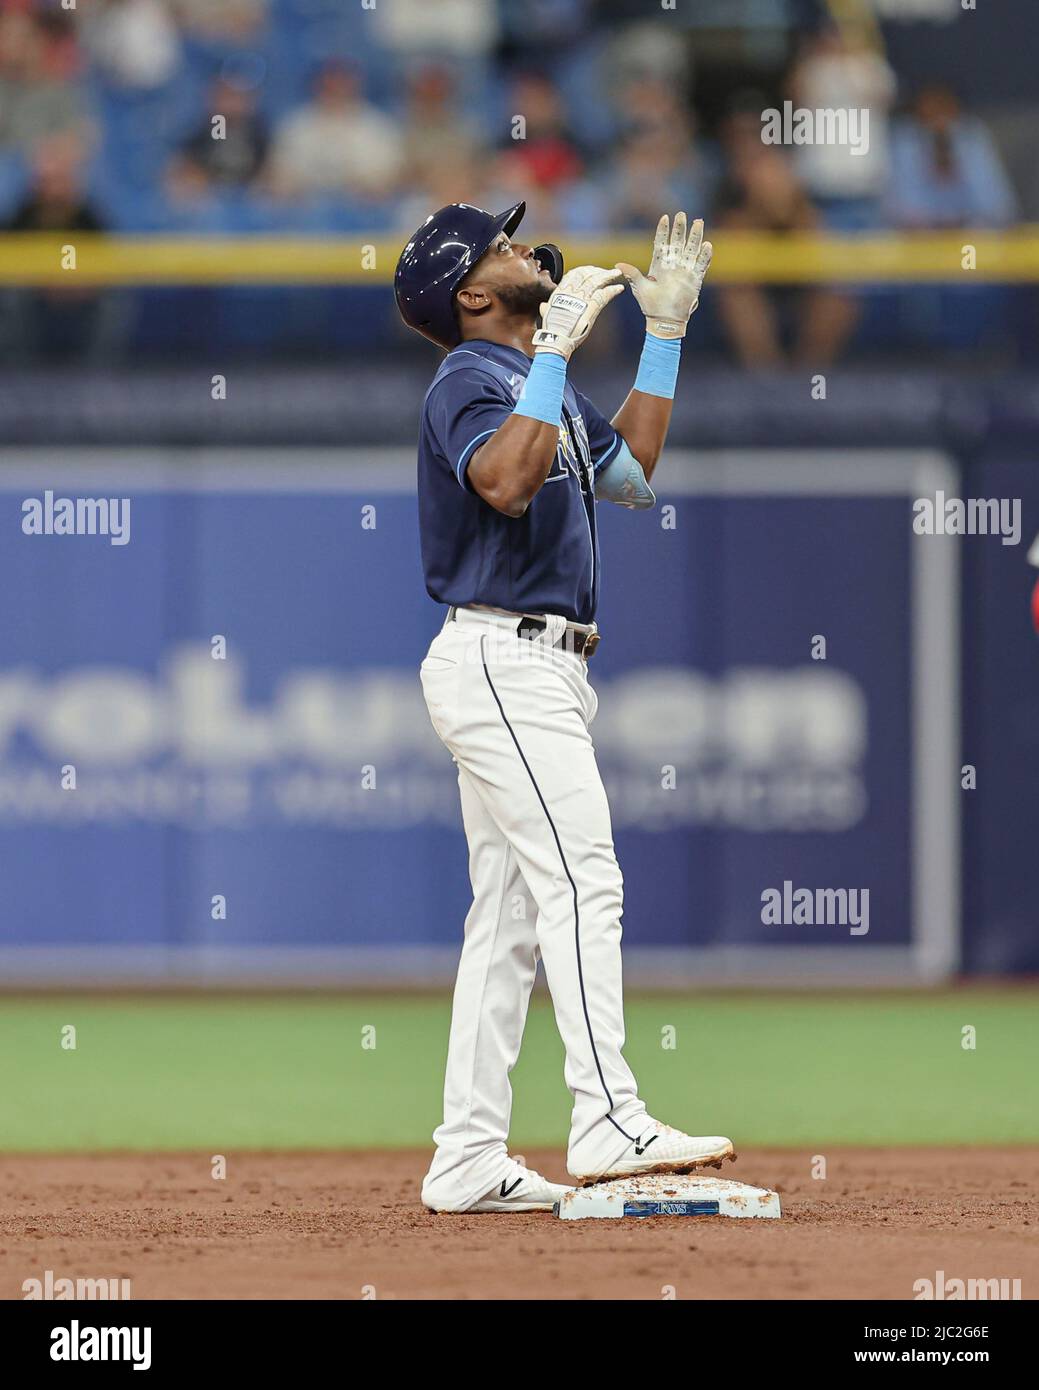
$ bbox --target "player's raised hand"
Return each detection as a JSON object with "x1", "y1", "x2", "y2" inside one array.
[
  {"x1": 616, "y1": 213, "x2": 713, "y2": 340},
  {"x1": 532, "y1": 265, "x2": 625, "y2": 360}
]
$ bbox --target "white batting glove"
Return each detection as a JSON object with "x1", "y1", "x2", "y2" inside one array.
[
  {"x1": 616, "y1": 212, "x2": 713, "y2": 340},
  {"x1": 532, "y1": 265, "x2": 625, "y2": 360}
]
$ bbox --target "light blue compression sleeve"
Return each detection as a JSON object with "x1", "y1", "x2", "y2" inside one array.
[
  {"x1": 513, "y1": 351, "x2": 566, "y2": 424},
  {"x1": 633, "y1": 332, "x2": 682, "y2": 399},
  {"x1": 594, "y1": 439, "x2": 656, "y2": 510}
]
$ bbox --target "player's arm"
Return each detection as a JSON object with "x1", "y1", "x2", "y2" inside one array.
[
  {"x1": 467, "y1": 416, "x2": 562, "y2": 518},
  {"x1": 468, "y1": 266, "x2": 624, "y2": 517},
  {"x1": 609, "y1": 213, "x2": 713, "y2": 482},
  {"x1": 609, "y1": 387, "x2": 674, "y2": 482}
]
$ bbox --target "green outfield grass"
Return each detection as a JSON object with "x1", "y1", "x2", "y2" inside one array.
[{"x1": 0, "y1": 992, "x2": 1034, "y2": 1151}]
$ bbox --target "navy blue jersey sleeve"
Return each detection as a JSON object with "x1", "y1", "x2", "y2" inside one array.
[
  {"x1": 573, "y1": 388, "x2": 623, "y2": 476},
  {"x1": 425, "y1": 366, "x2": 517, "y2": 490}
]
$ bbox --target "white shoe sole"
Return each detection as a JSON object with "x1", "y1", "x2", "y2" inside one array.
[
  {"x1": 466, "y1": 1196, "x2": 561, "y2": 1213},
  {"x1": 577, "y1": 1140, "x2": 737, "y2": 1187}
]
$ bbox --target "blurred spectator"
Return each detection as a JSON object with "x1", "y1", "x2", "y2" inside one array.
[
  {"x1": 164, "y1": 154, "x2": 214, "y2": 208},
  {"x1": 498, "y1": 0, "x2": 589, "y2": 50},
  {"x1": 373, "y1": 0, "x2": 498, "y2": 58},
  {"x1": 79, "y1": 0, "x2": 181, "y2": 91},
  {"x1": 174, "y1": 0, "x2": 269, "y2": 43},
  {"x1": 265, "y1": 61, "x2": 403, "y2": 200},
  {"x1": 787, "y1": 25, "x2": 895, "y2": 228},
  {"x1": 7, "y1": 129, "x2": 102, "y2": 231},
  {"x1": 603, "y1": 20, "x2": 689, "y2": 93},
  {"x1": 715, "y1": 107, "x2": 817, "y2": 238},
  {"x1": 0, "y1": 10, "x2": 87, "y2": 149},
  {"x1": 619, "y1": 74, "x2": 694, "y2": 140},
  {"x1": 603, "y1": 77, "x2": 715, "y2": 231},
  {"x1": 400, "y1": 64, "x2": 481, "y2": 183},
  {"x1": 370, "y1": 62, "x2": 604, "y2": 235},
  {"x1": 161, "y1": 153, "x2": 230, "y2": 231},
  {"x1": 176, "y1": 77, "x2": 268, "y2": 187},
  {"x1": 2, "y1": 132, "x2": 121, "y2": 364},
  {"x1": 483, "y1": 152, "x2": 565, "y2": 236},
  {"x1": 714, "y1": 104, "x2": 859, "y2": 367},
  {"x1": 396, "y1": 150, "x2": 485, "y2": 233},
  {"x1": 496, "y1": 73, "x2": 582, "y2": 193},
  {"x1": 499, "y1": 0, "x2": 614, "y2": 151},
  {"x1": 26, "y1": 4, "x2": 82, "y2": 80},
  {"x1": 886, "y1": 84, "x2": 1018, "y2": 228}
]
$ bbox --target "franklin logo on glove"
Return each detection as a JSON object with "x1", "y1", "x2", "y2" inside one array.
[{"x1": 532, "y1": 268, "x2": 625, "y2": 360}]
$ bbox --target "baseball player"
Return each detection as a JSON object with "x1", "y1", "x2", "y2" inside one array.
[{"x1": 395, "y1": 201, "x2": 733, "y2": 1213}]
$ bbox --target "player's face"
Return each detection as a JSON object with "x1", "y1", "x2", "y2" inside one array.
[
  {"x1": 464, "y1": 233, "x2": 555, "y2": 316},
  {"x1": 482, "y1": 233, "x2": 554, "y2": 287}
]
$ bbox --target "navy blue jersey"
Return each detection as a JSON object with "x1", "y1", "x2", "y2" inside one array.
[{"x1": 417, "y1": 340, "x2": 623, "y2": 624}]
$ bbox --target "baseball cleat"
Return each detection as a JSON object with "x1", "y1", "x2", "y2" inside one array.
[
  {"x1": 575, "y1": 1123, "x2": 736, "y2": 1186},
  {"x1": 468, "y1": 1163, "x2": 573, "y2": 1213}
]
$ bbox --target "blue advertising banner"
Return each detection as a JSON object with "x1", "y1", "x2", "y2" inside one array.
[
  {"x1": 959, "y1": 454, "x2": 1039, "y2": 973},
  {"x1": 0, "y1": 449, "x2": 958, "y2": 984}
]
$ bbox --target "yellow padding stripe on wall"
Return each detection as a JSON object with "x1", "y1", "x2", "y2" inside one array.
[{"x1": 1, "y1": 229, "x2": 1037, "y2": 285}]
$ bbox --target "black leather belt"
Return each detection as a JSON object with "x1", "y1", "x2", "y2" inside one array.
[
  {"x1": 447, "y1": 607, "x2": 600, "y2": 659},
  {"x1": 517, "y1": 616, "x2": 600, "y2": 658}
]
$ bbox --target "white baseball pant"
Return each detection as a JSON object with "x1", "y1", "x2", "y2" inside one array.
[{"x1": 419, "y1": 607, "x2": 648, "y2": 1211}]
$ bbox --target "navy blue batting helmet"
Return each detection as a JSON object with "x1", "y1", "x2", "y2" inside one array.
[{"x1": 394, "y1": 201, "x2": 526, "y2": 349}]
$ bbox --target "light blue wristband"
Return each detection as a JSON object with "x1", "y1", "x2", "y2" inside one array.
[
  {"x1": 513, "y1": 351, "x2": 566, "y2": 425},
  {"x1": 634, "y1": 332, "x2": 682, "y2": 399}
]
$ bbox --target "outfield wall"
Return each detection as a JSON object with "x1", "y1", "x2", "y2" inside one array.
[{"x1": 6, "y1": 443, "x2": 1030, "y2": 987}]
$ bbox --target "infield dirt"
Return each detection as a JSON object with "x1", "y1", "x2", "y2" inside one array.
[{"x1": 2, "y1": 1147, "x2": 1036, "y2": 1300}]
